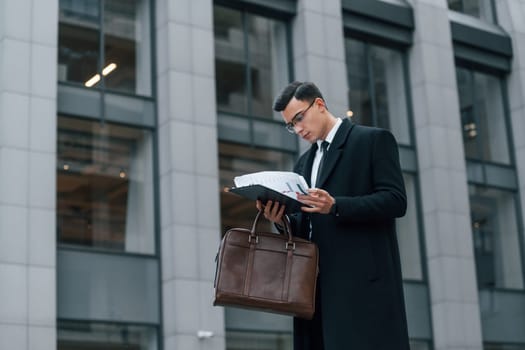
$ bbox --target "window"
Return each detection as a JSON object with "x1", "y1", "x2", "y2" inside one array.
[
  {"x1": 448, "y1": 0, "x2": 495, "y2": 23},
  {"x1": 485, "y1": 344, "x2": 525, "y2": 350},
  {"x1": 397, "y1": 173, "x2": 424, "y2": 280},
  {"x1": 57, "y1": 116, "x2": 155, "y2": 254},
  {"x1": 410, "y1": 340, "x2": 431, "y2": 350},
  {"x1": 58, "y1": 0, "x2": 152, "y2": 96},
  {"x1": 345, "y1": 38, "x2": 411, "y2": 146},
  {"x1": 58, "y1": 321, "x2": 158, "y2": 350},
  {"x1": 214, "y1": 5, "x2": 289, "y2": 120},
  {"x1": 219, "y1": 142, "x2": 295, "y2": 234},
  {"x1": 469, "y1": 185, "x2": 524, "y2": 289},
  {"x1": 456, "y1": 67, "x2": 511, "y2": 165},
  {"x1": 226, "y1": 331, "x2": 292, "y2": 350},
  {"x1": 346, "y1": 37, "x2": 424, "y2": 281}
]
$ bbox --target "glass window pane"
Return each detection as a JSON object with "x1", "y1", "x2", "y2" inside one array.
[
  {"x1": 214, "y1": 6, "x2": 248, "y2": 116},
  {"x1": 473, "y1": 72, "x2": 510, "y2": 164},
  {"x1": 220, "y1": 142, "x2": 295, "y2": 234},
  {"x1": 57, "y1": 116, "x2": 155, "y2": 254},
  {"x1": 246, "y1": 14, "x2": 289, "y2": 120},
  {"x1": 397, "y1": 173, "x2": 423, "y2": 280},
  {"x1": 456, "y1": 67, "x2": 511, "y2": 164},
  {"x1": 346, "y1": 38, "x2": 373, "y2": 127},
  {"x1": 369, "y1": 45, "x2": 411, "y2": 145},
  {"x1": 456, "y1": 67, "x2": 479, "y2": 159},
  {"x1": 448, "y1": 0, "x2": 494, "y2": 22},
  {"x1": 485, "y1": 344, "x2": 525, "y2": 350},
  {"x1": 58, "y1": 321, "x2": 158, "y2": 350},
  {"x1": 58, "y1": 0, "x2": 101, "y2": 85},
  {"x1": 410, "y1": 340, "x2": 431, "y2": 350},
  {"x1": 346, "y1": 39, "x2": 411, "y2": 145},
  {"x1": 469, "y1": 185, "x2": 524, "y2": 289},
  {"x1": 447, "y1": 0, "x2": 495, "y2": 22},
  {"x1": 226, "y1": 330, "x2": 292, "y2": 350},
  {"x1": 103, "y1": 0, "x2": 151, "y2": 95}
]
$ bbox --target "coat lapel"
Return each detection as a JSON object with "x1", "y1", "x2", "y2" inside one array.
[
  {"x1": 316, "y1": 118, "x2": 355, "y2": 189},
  {"x1": 303, "y1": 143, "x2": 318, "y2": 187}
]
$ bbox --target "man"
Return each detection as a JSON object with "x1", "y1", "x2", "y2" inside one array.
[{"x1": 256, "y1": 81, "x2": 410, "y2": 350}]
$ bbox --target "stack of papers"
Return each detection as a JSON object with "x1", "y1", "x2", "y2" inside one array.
[{"x1": 230, "y1": 171, "x2": 311, "y2": 213}]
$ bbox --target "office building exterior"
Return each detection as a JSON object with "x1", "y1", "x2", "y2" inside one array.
[{"x1": 0, "y1": 0, "x2": 524, "y2": 349}]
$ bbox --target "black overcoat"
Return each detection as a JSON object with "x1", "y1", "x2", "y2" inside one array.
[{"x1": 290, "y1": 119, "x2": 410, "y2": 350}]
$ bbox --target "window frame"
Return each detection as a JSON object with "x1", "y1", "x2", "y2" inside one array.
[{"x1": 58, "y1": 0, "x2": 154, "y2": 98}]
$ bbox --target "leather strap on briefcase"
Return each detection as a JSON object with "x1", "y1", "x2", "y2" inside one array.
[{"x1": 213, "y1": 210, "x2": 319, "y2": 319}]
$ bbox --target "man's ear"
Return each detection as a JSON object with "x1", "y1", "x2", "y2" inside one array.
[{"x1": 317, "y1": 98, "x2": 327, "y2": 112}]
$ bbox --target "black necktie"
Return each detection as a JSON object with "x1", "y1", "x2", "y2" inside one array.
[{"x1": 316, "y1": 141, "x2": 329, "y2": 187}]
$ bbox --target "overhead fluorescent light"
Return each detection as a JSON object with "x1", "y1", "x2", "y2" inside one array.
[
  {"x1": 102, "y1": 63, "x2": 117, "y2": 76},
  {"x1": 84, "y1": 63, "x2": 118, "y2": 87},
  {"x1": 85, "y1": 74, "x2": 101, "y2": 87}
]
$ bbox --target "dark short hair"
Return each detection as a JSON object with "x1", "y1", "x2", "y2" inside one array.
[{"x1": 272, "y1": 81, "x2": 324, "y2": 112}]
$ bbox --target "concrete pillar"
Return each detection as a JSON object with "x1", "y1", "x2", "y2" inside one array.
[
  {"x1": 496, "y1": 0, "x2": 525, "y2": 269},
  {"x1": 155, "y1": 0, "x2": 225, "y2": 349},
  {"x1": 0, "y1": 0, "x2": 58, "y2": 349},
  {"x1": 293, "y1": 0, "x2": 348, "y2": 151},
  {"x1": 407, "y1": 0, "x2": 483, "y2": 349}
]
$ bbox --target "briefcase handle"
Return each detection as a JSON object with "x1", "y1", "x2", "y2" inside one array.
[{"x1": 249, "y1": 210, "x2": 294, "y2": 247}]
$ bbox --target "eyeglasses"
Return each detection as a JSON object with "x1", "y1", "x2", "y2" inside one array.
[{"x1": 284, "y1": 99, "x2": 316, "y2": 134}]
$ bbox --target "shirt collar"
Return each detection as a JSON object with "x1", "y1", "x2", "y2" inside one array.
[{"x1": 317, "y1": 118, "x2": 342, "y2": 149}]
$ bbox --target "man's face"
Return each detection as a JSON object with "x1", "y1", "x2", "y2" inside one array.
[{"x1": 282, "y1": 97, "x2": 326, "y2": 143}]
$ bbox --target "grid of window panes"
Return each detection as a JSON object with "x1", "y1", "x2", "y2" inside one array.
[
  {"x1": 214, "y1": 5, "x2": 289, "y2": 121},
  {"x1": 448, "y1": 0, "x2": 496, "y2": 23},
  {"x1": 58, "y1": 320, "x2": 158, "y2": 350},
  {"x1": 214, "y1": 4, "x2": 296, "y2": 343},
  {"x1": 456, "y1": 67, "x2": 511, "y2": 165},
  {"x1": 455, "y1": 66, "x2": 524, "y2": 290},
  {"x1": 56, "y1": 116, "x2": 155, "y2": 254},
  {"x1": 219, "y1": 141, "x2": 295, "y2": 234},
  {"x1": 469, "y1": 185, "x2": 523, "y2": 289},
  {"x1": 345, "y1": 37, "x2": 424, "y2": 281},
  {"x1": 58, "y1": 0, "x2": 152, "y2": 96},
  {"x1": 345, "y1": 38, "x2": 411, "y2": 146}
]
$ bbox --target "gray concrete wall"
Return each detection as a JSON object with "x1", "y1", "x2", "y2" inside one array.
[
  {"x1": 0, "y1": 0, "x2": 58, "y2": 349},
  {"x1": 496, "y1": 1, "x2": 525, "y2": 277},
  {"x1": 407, "y1": 0, "x2": 483, "y2": 349},
  {"x1": 155, "y1": 0, "x2": 225, "y2": 348},
  {"x1": 293, "y1": 0, "x2": 348, "y2": 152}
]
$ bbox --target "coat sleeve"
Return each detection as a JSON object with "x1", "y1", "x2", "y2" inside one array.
[{"x1": 334, "y1": 129, "x2": 407, "y2": 223}]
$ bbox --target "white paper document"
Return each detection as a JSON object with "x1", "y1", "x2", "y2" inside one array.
[{"x1": 234, "y1": 171, "x2": 310, "y2": 200}]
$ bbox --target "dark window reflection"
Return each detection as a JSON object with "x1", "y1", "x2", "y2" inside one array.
[
  {"x1": 58, "y1": 0, "x2": 151, "y2": 95},
  {"x1": 485, "y1": 344, "x2": 525, "y2": 350},
  {"x1": 58, "y1": 0, "x2": 100, "y2": 85},
  {"x1": 469, "y1": 185, "x2": 523, "y2": 289},
  {"x1": 219, "y1": 142, "x2": 295, "y2": 234},
  {"x1": 455, "y1": 67, "x2": 510, "y2": 164},
  {"x1": 57, "y1": 116, "x2": 155, "y2": 254},
  {"x1": 58, "y1": 321, "x2": 157, "y2": 350},
  {"x1": 214, "y1": 6, "x2": 248, "y2": 116},
  {"x1": 345, "y1": 38, "x2": 411, "y2": 145},
  {"x1": 214, "y1": 5, "x2": 288, "y2": 120},
  {"x1": 226, "y1": 330, "x2": 292, "y2": 350}
]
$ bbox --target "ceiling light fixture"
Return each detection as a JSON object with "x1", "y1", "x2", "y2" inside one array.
[
  {"x1": 102, "y1": 63, "x2": 117, "y2": 76},
  {"x1": 84, "y1": 63, "x2": 118, "y2": 87},
  {"x1": 85, "y1": 74, "x2": 101, "y2": 87}
]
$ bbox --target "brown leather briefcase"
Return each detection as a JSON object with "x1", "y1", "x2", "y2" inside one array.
[{"x1": 213, "y1": 210, "x2": 319, "y2": 319}]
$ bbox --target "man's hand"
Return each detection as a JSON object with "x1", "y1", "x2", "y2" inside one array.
[
  {"x1": 256, "y1": 200, "x2": 286, "y2": 224},
  {"x1": 298, "y1": 188, "x2": 335, "y2": 214}
]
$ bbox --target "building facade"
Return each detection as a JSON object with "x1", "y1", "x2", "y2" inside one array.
[{"x1": 1, "y1": 0, "x2": 525, "y2": 349}]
